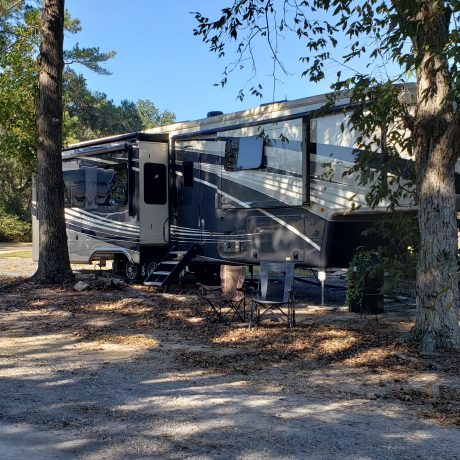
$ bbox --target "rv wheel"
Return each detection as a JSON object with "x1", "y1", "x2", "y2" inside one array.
[
  {"x1": 146, "y1": 261, "x2": 158, "y2": 277},
  {"x1": 125, "y1": 262, "x2": 139, "y2": 282}
]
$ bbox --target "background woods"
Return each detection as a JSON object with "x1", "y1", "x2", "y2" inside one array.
[{"x1": 0, "y1": 0, "x2": 174, "y2": 243}]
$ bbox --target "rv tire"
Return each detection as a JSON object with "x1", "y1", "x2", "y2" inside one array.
[
  {"x1": 145, "y1": 261, "x2": 158, "y2": 276},
  {"x1": 125, "y1": 262, "x2": 140, "y2": 282}
]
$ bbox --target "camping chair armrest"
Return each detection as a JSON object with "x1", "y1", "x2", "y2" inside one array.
[
  {"x1": 237, "y1": 286, "x2": 254, "y2": 295},
  {"x1": 196, "y1": 283, "x2": 221, "y2": 293}
]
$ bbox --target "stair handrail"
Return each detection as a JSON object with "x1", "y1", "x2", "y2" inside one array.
[{"x1": 162, "y1": 215, "x2": 170, "y2": 243}]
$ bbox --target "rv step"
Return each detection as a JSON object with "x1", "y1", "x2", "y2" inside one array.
[{"x1": 143, "y1": 244, "x2": 199, "y2": 288}]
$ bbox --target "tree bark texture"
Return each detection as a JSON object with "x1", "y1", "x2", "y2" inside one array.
[
  {"x1": 33, "y1": 0, "x2": 73, "y2": 283},
  {"x1": 409, "y1": 2, "x2": 460, "y2": 351}
]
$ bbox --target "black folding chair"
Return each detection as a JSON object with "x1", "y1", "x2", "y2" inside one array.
[
  {"x1": 250, "y1": 262, "x2": 295, "y2": 327},
  {"x1": 198, "y1": 265, "x2": 246, "y2": 322}
]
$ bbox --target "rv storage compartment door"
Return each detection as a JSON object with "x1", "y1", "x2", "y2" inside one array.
[{"x1": 139, "y1": 141, "x2": 169, "y2": 245}]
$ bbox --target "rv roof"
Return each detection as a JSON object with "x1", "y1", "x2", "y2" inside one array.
[
  {"x1": 64, "y1": 83, "x2": 416, "y2": 153},
  {"x1": 145, "y1": 83, "x2": 415, "y2": 138},
  {"x1": 146, "y1": 90, "x2": 349, "y2": 138}
]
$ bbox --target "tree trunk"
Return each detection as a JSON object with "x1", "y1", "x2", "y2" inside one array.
[
  {"x1": 413, "y1": 135, "x2": 460, "y2": 351},
  {"x1": 33, "y1": 0, "x2": 73, "y2": 284},
  {"x1": 409, "y1": 2, "x2": 460, "y2": 351}
]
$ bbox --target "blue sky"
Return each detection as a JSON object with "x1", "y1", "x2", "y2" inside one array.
[
  {"x1": 64, "y1": 0, "x2": 341, "y2": 122},
  {"x1": 64, "y1": 1, "x2": 400, "y2": 123}
]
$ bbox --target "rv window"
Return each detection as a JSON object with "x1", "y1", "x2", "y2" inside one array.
[
  {"x1": 183, "y1": 161, "x2": 194, "y2": 187},
  {"x1": 63, "y1": 169, "x2": 85, "y2": 207},
  {"x1": 224, "y1": 136, "x2": 264, "y2": 171},
  {"x1": 144, "y1": 163, "x2": 167, "y2": 205},
  {"x1": 105, "y1": 164, "x2": 128, "y2": 207},
  {"x1": 63, "y1": 160, "x2": 128, "y2": 209},
  {"x1": 310, "y1": 116, "x2": 357, "y2": 163}
]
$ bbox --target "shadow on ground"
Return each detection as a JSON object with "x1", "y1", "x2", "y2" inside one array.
[{"x1": 0, "y1": 277, "x2": 458, "y2": 459}]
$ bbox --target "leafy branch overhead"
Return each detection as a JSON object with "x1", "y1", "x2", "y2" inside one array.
[
  {"x1": 194, "y1": 1, "x2": 460, "y2": 98},
  {"x1": 341, "y1": 80, "x2": 416, "y2": 210}
]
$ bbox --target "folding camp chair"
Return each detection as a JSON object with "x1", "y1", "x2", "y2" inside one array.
[
  {"x1": 198, "y1": 265, "x2": 246, "y2": 322},
  {"x1": 250, "y1": 262, "x2": 295, "y2": 327}
]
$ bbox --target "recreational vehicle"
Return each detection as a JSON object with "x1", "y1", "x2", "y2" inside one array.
[{"x1": 32, "y1": 87, "x2": 420, "y2": 286}]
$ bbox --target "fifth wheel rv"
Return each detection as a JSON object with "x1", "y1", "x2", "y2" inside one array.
[{"x1": 32, "y1": 85, "x2": 428, "y2": 286}]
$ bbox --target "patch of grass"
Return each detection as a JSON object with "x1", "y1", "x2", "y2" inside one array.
[
  {"x1": 0, "y1": 242, "x2": 31, "y2": 248},
  {"x1": 1, "y1": 250, "x2": 33, "y2": 258}
]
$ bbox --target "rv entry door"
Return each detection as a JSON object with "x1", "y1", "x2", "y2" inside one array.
[{"x1": 139, "y1": 141, "x2": 169, "y2": 245}]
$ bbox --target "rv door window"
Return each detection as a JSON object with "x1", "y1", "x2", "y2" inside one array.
[
  {"x1": 224, "y1": 136, "x2": 264, "y2": 171},
  {"x1": 144, "y1": 163, "x2": 167, "y2": 205}
]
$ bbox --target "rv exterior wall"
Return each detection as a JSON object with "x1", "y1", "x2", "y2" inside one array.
[
  {"x1": 310, "y1": 111, "x2": 415, "y2": 218},
  {"x1": 59, "y1": 143, "x2": 142, "y2": 265},
  {"x1": 173, "y1": 118, "x2": 326, "y2": 265},
  {"x1": 38, "y1": 84, "x2": 443, "y2": 272}
]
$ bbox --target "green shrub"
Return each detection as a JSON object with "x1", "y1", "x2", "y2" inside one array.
[
  {"x1": 346, "y1": 250, "x2": 380, "y2": 308},
  {"x1": 0, "y1": 210, "x2": 31, "y2": 242}
]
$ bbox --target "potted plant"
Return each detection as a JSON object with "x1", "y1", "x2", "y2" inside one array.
[{"x1": 346, "y1": 249, "x2": 384, "y2": 314}]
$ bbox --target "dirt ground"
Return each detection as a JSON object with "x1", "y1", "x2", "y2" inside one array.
[{"x1": 0, "y1": 257, "x2": 459, "y2": 459}]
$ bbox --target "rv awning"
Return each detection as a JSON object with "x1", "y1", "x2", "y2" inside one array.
[{"x1": 62, "y1": 132, "x2": 169, "y2": 158}]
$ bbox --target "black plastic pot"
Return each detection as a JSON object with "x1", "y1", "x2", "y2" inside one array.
[{"x1": 349, "y1": 293, "x2": 384, "y2": 314}]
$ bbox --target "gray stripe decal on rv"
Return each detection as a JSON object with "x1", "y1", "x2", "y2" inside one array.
[
  {"x1": 73, "y1": 208, "x2": 139, "y2": 229},
  {"x1": 194, "y1": 177, "x2": 321, "y2": 251},
  {"x1": 171, "y1": 225, "x2": 253, "y2": 240},
  {"x1": 65, "y1": 215, "x2": 139, "y2": 237},
  {"x1": 67, "y1": 222, "x2": 140, "y2": 242},
  {"x1": 65, "y1": 211, "x2": 140, "y2": 236},
  {"x1": 66, "y1": 208, "x2": 140, "y2": 230}
]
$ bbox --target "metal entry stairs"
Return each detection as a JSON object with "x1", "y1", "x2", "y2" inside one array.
[{"x1": 143, "y1": 244, "x2": 198, "y2": 288}]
